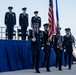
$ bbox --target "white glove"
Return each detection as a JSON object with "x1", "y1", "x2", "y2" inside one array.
[
  {"x1": 32, "y1": 38, "x2": 36, "y2": 42},
  {"x1": 41, "y1": 47, "x2": 44, "y2": 50},
  {"x1": 64, "y1": 49, "x2": 66, "y2": 52}
]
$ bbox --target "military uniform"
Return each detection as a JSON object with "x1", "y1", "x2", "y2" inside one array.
[
  {"x1": 53, "y1": 34, "x2": 63, "y2": 71},
  {"x1": 29, "y1": 28, "x2": 43, "y2": 73},
  {"x1": 42, "y1": 23, "x2": 51, "y2": 72},
  {"x1": 31, "y1": 11, "x2": 41, "y2": 28},
  {"x1": 64, "y1": 28, "x2": 73, "y2": 69},
  {"x1": 4, "y1": 6, "x2": 16, "y2": 39},
  {"x1": 19, "y1": 7, "x2": 29, "y2": 40}
]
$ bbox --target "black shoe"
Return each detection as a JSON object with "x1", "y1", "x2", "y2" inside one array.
[
  {"x1": 31, "y1": 65, "x2": 34, "y2": 69},
  {"x1": 64, "y1": 65, "x2": 67, "y2": 67},
  {"x1": 55, "y1": 65, "x2": 58, "y2": 68},
  {"x1": 59, "y1": 68, "x2": 62, "y2": 71},
  {"x1": 36, "y1": 70, "x2": 40, "y2": 73},
  {"x1": 47, "y1": 69, "x2": 51, "y2": 72},
  {"x1": 64, "y1": 64, "x2": 67, "y2": 67},
  {"x1": 69, "y1": 67, "x2": 71, "y2": 70}
]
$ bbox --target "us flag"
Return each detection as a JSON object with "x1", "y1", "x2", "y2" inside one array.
[{"x1": 48, "y1": 0, "x2": 55, "y2": 39}]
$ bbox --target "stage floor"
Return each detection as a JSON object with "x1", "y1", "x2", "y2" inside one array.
[{"x1": 0, "y1": 63, "x2": 76, "y2": 75}]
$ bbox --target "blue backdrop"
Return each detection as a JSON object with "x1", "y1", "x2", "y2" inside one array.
[{"x1": 0, "y1": 40, "x2": 64, "y2": 72}]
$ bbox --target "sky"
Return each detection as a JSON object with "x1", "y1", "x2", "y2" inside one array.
[{"x1": 0, "y1": 0, "x2": 76, "y2": 38}]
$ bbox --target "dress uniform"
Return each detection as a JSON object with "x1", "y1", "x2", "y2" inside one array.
[
  {"x1": 42, "y1": 23, "x2": 51, "y2": 72},
  {"x1": 31, "y1": 11, "x2": 41, "y2": 28},
  {"x1": 53, "y1": 27, "x2": 63, "y2": 71},
  {"x1": 19, "y1": 7, "x2": 29, "y2": 40},
  {"x1": 64, "y1": 28, "x2": 73, "y2": 70},
  {"x1": 4, "y1": 6, "x2": 16, "y2": 39},
  {"x1": 29, "y1": 23, "x2": 43, "y2": 73}
]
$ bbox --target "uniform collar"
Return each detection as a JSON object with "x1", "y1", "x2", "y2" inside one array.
[
  {"x1": 34, "y1": 28, "x2": 39, "y2": 33},
  {"x1": 9, "y1": 12, "x2": 12, "y2": 14},
  {"x1": 23, "y1": 13, "x2": 26, "y2": 16},
  {"x1": 66, "y1": 34, "x2": 70, "y2": 37},
  {"x1": 44, "y1": 30, "x2": 48, "y2": 33},
  {"x1": 35, "y1": 16, "x2": 38, "y2": 18}
]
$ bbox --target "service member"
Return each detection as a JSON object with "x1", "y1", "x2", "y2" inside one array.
[
  {"x1": 42, "y1": 23, "x2": 51, "y2": 72},
  {"x1": 64, "y1": 28, "x2": 73, "y2": 70},
  {"x1": 4, "y1": 6, "x2": 16, "y2": 39},
  {"x1": 31, "y1": 11, "x2": 41, "y2": 28},
  {"x1": 29, "y1": 23, "x2": 42, "y2": 73},
  {"x1": 19, "y1": 7, "x2": 29, "y2": 40},
  {"x1": 53, "y1": 27, "x2": 63, "y2": 71}
]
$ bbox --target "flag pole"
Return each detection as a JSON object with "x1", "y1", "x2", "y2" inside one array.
[
  {"x1": 56, "y1": 0, "x2": 61, "y2": 34},
  {"x1": 56, "y1": 0, "x2": 59, "y2": 27}
]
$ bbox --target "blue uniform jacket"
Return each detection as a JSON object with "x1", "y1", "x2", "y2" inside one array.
[
  {"x1": 19, "y1": 13, "x2": 28, "y2": 27},
  {"x1": 5, "y1": 12, "x2": 16, "y2": 26}
]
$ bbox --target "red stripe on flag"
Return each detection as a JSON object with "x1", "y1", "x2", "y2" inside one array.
[{"x1": 48, "y1": 0, "x2": 55, "y2": 39}]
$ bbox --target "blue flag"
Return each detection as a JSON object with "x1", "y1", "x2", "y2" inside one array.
[{"x1": 56, "y1": 0, "x2": 60, "y2": 35}]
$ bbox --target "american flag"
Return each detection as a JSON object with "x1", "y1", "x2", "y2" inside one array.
[{"x1": 48, "y1": 0, "x2": 55, "y2": 39}]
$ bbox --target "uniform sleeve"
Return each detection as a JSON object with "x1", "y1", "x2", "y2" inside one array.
[
  {"x1": 51, "y1": 35, "x2": 54, "y2": 48},
  {"x1": 19, "y1": 14, "x2": 22, "y2": 26},
  {"x1": 14, "y1": 13, "x2": 16, "y2": 25},
  {"x1": 26, "y1": 14, "x2": 29, "y2": 27},
  {"x1": 28, "y1": 30, "x2": 33, "y2": 41},
  {"x1": 4, "y1": 13, "x2": 7, "y2": 25},
  {"x1": 31, "y1": 17, "x2": 33, "y2": 28},
  {"x1": 42, "y1": 31, "x2": 45, "y2": 45},
  {"x1": 52, "y1": 35, "x2": 57, "y2": 49},
  {"x1": 63, "y1": 36, "x2": 66, "y2": 49},
  {"x1": 61, "y1": 36, "x2": 64, "y2": 49},
  {"x1": 39, "y1": 17, "x2": 41, "y2": 28}
]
